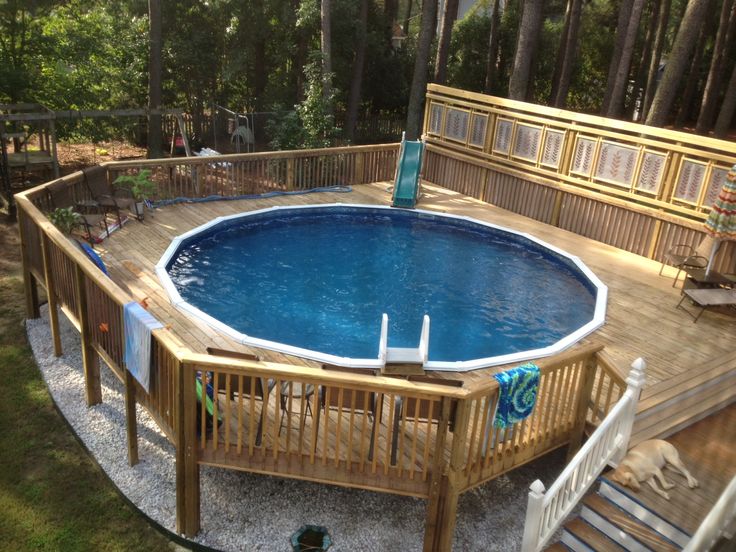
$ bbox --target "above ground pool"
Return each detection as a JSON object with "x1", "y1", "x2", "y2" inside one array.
[{"x1": 157, "y1": 205, "x2": 607, "y2": 371}]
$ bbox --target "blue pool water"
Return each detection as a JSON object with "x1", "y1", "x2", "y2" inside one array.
[{"x1": 166, "y1": 207, "x2": 599, "y2": 363}]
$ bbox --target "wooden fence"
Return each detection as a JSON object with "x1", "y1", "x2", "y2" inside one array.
[
  {"x1": 422, "y1": 84, "x2": 736, "y2": 274},
  {"x1": 17, "y1": 143, "x2": 631, "y2": 551}
]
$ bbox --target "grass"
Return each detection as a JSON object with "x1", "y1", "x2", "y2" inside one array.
[{"x1": 0, "y1": 217, "x2": 177, "y2": 551}]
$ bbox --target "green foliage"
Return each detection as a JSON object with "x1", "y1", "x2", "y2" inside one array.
[
  {"x1": 447, "y1": 13, "x2": 492, "y2": 93},
  {"x1": 566, "y1": 0, "x2": 616, "y2": 111},
  {"x1": 268, "y1": 58, "x2": 340, "y2": 150},
  {"x1": 112, "y1": 169, "x2": 156, "y2": 200},
  {"x1": 48, "y1": 207, "x2": 81, "y2": 234}
]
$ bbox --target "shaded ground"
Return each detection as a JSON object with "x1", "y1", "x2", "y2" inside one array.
[{"x1": 0, "y1": 216, "x2": 176, "y2": 551}]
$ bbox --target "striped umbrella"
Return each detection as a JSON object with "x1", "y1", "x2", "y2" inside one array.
[{"x1": 704, "y1": 163, "x2": 736, "y2": 274}]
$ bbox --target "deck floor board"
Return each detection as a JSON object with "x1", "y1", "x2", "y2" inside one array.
[{"x1": 96, "y1": 181, "x2": 735, "y2": 403}]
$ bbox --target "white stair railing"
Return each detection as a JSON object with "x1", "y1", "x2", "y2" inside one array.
[
  {"x1": 520, "y1": 357, "x2": 646, "y2": 552},
  {"x1": 683, "y1": 475, "x2": 736, "y2": 552}
]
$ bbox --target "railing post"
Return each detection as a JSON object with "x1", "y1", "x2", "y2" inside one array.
[
  {"x1": 566, "y1": 355, "x2": 598, "y2": 460},
  {"x1": 520, "y1": 479, "x2": 546, "y2": 552},
  {"x1": 40, "y1": 233, "x2": 62, "y2": 356},
  {"x1": 74, "y1": 264, "x2": 102, "y2": 406},
  {"x1": 124, "y1": 369, "x2": 139, "y2": 466},
  {"x1": 610, "y1": 357, "x2": 646, "y2": 466},
  {"x1": 355, "y1": 151, "x2": 365, "y2": 185},
  {"x1": 286, "y1": 158, "x2": 295, "y2": 190},
  {"x1": 176, "y1": 360, "x2": 200, "y2": 537},
  {"x1": 423, "y1": 397, "x2": 470, "y2": 552},
  {"x1": 17, "y1": 206, "x2": 40, "y2": 319}
]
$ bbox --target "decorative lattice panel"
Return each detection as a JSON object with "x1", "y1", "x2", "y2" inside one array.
[
  {"x1": 674, "y1": 159, "x2": 707, "y2": 203},
  {"x1": 512, "y1": 124, "x2": 542, "y2": 162},
  {"x1": 594, "y1": 141, "x2": 638, "y2": 187}
]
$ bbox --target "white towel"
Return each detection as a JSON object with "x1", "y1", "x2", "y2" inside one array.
[{"x1": 124, "y1": 302, "x2": 163, "y2": 393}]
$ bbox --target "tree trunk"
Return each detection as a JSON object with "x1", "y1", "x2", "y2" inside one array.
[
  {"x1": 601, "y1": 0, "x2": 635, "y2": 113},
  {"x1": 403, "y1": 0, "x2": 413, "y2": 35},
  {"x1": 645, "y1": 0, "x2": 711, "y2": 127},
  {"x1": 642, "y1": 0, "x2": 671, "y2": 119},
  {"x1": 406, "y1": 0, "x2": 438, "y2": 139},
  {"x1": 628, "y1": 0, "x2": 659, "y2": 120},
  {"x1": 321, "y1": 0, "x2": 333, "y2": 104},
  {"x1": 147, "y1": 0, "x2": 163, "y2": 159},
  {"x1": 508, "y1": 0, "x2": 546, "y2": 100},
  {"x1": 385, "y1": 0, "x2": 399, "y2": 24},
  {"x1": 714, "y1": 59, "x2": 736, "y2": 137},
  {"x1": 604, "y1": 0, "x2": 646, "y2": 118},
  {"x1": 549, "y1": 0, "x2": 583, "y2": 107},
  {"x1": 675, "y1": 19, "x2": 709, "y2": 127},
  {"x1": 252, "y1": 0, "x2": 268, "y2": 107},
  {"x1": 345, "y1": 0, "x2": 369, "y2": 141},
  {"x1": 434, "y1": 0, "x2": 460, "y2": 84},
  {"x1": 695, "y1": 0, "x2": 736, "y2": 134},
  {"x1": 484, "y1": 0, "x2": 502, "y2": 94}
]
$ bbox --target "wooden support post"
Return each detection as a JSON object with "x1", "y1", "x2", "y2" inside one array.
[
  {"x1": 647, "y1": 219, "x2": 663, "y2": 260},
  {"x1": 49, "y1": 118, "x2": 60, "y2": 178},
  {"x1": 125, "y1": 370, "x2": 139, "y2": 466},
  {"x1": 176, "y1": 361, "x2": 200, "y2": 536},
  {"x1": 566, "y1": 355, "x2": 598, "y2": 461},
  {"x1": 286, "y1": 158, "x2": 295, "y2": 190},
  {"x1": 550, "y1": 190, "x2": 564, "y2": 228},
  {"x1": 74, "y1": 264, "x2": 102, "y2": 406},
  {"x1": 355, "y1": 152, "x2": 365, "y2": 185},
  {"x1": 423, "y1": 398, "x2": 470, "y2": 552},
  {"x1": 17, "y1": 208, "x2": 40, "y2": 318},
  {"x1": 40, "y1": 234, "x2": 62, "y2": 356}
]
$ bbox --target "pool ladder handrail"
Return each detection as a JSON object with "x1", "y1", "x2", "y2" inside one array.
[{"x1": 378, "y1": 314, "x2": 430, "y2": 366}]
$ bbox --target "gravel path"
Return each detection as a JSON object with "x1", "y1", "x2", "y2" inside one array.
[{"x1": 27, "y1": 308, "x2": 567, "y2": 551}]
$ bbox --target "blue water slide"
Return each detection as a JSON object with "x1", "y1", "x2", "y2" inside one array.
[{"x1": 392, "y1": 137, "x2": 424, "y2": 208}]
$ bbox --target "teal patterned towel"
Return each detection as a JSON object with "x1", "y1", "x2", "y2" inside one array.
[{"x1": 493, "y1": 362, "x2": 540, "y2": 429}]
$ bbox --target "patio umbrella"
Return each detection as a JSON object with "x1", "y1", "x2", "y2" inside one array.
[{"x1": 704, "y1": 163, "x2": 736, "y2": 275}]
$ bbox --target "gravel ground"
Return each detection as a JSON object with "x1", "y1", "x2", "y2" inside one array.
[{"x1": 27, "y1": 308, "x2": 568, "y2": 551}]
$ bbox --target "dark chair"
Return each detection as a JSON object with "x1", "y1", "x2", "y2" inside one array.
[
  {"x1": 206, "y1": 347, "x2": 273, "y2": 446},
  {"x1": 83, "y1": 166, "x2": 138, "y2": 224},
  {"x1": 659, "y1": 236, "x2": 714, "y2": 287},
  {"x1": 315, "y1": 364, "x2": 379, "y2": 459},
  {"x1": 390, "y1": 375, "x2": 462, "y2": 465},
  {"x1": 48, "y1": 179, "x2": 109, "y2": 245}
]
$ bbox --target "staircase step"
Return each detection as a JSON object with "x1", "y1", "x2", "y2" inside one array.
[
  {"x1": 598, "y1": 477, "x2": 690, "y2": 547},
  {"x1": 544, "y1": 543, "x2": 570, "y2": 551},
  {"x1": 582, "y1": 494, "x2": 680, "y2": 552},
  {"x1": 563, "y1": 518, "x2": 626, "y2": 552}
]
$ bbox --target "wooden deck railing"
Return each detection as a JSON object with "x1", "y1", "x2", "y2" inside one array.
[
  {"x1": 422, "y1": 85, "x2": 736, "y2": 275},
  {"x1": 17, "y1": 143, "x2": 636, "y2": 551},
  {"x1": 105, "y1": 144, "x2": 399, "y2": 201}
]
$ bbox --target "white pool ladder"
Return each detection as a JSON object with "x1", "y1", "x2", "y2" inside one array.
[{"x1": 378, "y1": 313, "x2": 430, "y2": 366}]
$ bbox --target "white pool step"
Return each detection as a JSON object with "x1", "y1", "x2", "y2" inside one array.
[{"x1": 378, "y1": 313, "x2": 430, "y2": 366}]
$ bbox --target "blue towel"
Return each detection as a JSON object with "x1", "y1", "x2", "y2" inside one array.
[
  {"x1": 123, "y1": 302, "x2": 163, "y2": 393},
  {"x1": 78, "y1": 241, "x2": 108, "y2": 275},
  {"x1": 493, "y1": 362, "x2": 540, "y2": 429}
]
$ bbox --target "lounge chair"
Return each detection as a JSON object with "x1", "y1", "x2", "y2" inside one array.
[
  {"x1": 205, "y1": 347, "x2": 273, "y2": 446},
  {"x1": 48, "y1": 179, "x2": 109, "y2": 245},
  {"x1": 659, "y1": 236, "x2": 714, "y2": 287},
  {"x1": 83, "y1": 166, "x2": 138, "y2": 224},
  {"x1": 676, "y1": 287, "x2": 736, "y2": 322}
]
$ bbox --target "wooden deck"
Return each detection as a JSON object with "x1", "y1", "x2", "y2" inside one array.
[{"x1": 96, "y1": 181, "x2": 735, "y2": 401}]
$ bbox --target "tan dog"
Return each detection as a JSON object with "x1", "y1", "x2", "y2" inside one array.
[{"x1": 610, "y1": 439, "x2": 698, "y2": 500}]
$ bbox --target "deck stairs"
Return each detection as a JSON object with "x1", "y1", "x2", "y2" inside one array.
[
  {"x1": 545, "y1": 403, "x2": 736, "y2": 552},
  {"x1": 549, "y1": 476, "x2": 689, "y2": 552}
]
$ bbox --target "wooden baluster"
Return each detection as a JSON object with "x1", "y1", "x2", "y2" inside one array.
[{"x1": 40, "y1": 234, "x2": 62, "y2": 356}]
